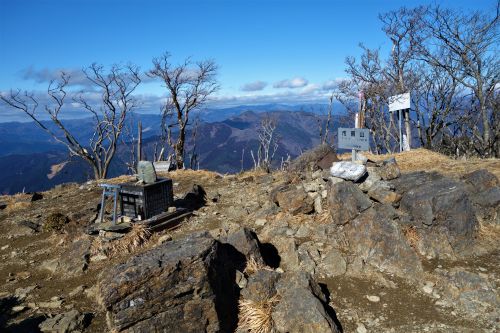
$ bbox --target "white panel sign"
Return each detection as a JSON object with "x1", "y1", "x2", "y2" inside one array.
[
  {"x1": 388, "y1": 92, "x2": 411, "y2": 112},
  {"x1": 338, "y1": 128, "x2": 370, "y2": 151}
]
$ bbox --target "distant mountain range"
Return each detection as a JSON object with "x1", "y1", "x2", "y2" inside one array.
[{"x1": 0, "y1": 105, "x2": 347, "y2": 194}]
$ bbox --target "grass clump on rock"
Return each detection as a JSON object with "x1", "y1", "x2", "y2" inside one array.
[
  {"x1": 237, "y1": 295, "x2": 280, "y2": 333},
  {"x1": 43, "y1": 212, "x2": 69, "y2": 232}
]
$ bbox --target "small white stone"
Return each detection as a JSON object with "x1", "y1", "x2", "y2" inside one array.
[
  {"x1": 1, "y1": 245, "x2": 9, "y2": 251},
  {"x1": 423, "y1": 285, "x2": 433, "y2": 294},
  {"x1": 255, "y1": 218, "x2": 267, "y2": 227},
  {"x1": 478, "y1": 267, "x2": 487, "y2": 272},
  {"x1": 321, "y1": 190, "x2": 328, "y2": 198},
  {"x1": 356, "y1": 323, "x2": 368, "y2": 333},
  {"x1": 275, "y1": 267, "x2": 284, "y2": 273},
  {"x1": 366, "y1": 295, "x2": 380, "y2": 302}
]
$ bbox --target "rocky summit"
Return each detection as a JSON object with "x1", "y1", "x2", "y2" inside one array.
[{"x1": 0, "y1": 148, "x2": 499, "y2": 332}]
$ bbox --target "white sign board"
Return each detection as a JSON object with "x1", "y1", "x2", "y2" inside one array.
[
  {"x1": 388, "y1": 92, "x2": 410, "y2": 112},
  {"x1": 153, "y1": 161, "x2": 171, "y2": 172},
  {"x1": 338, "y1": 128, "x2": 370, "y2": 151}
]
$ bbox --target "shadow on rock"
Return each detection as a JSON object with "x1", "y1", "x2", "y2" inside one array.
[
  {"x1": 259, "y1": 242, "x2": 281, "y2": 269},
  {"x1": 175, "y1": 184, "x2": 207, "y2": 210},
  {"x1": 0, "y1": 296, "x2": 46, "y2": 333},
  {"x1": 318, "y1": 283, "x2": 344, "y2": 333}
]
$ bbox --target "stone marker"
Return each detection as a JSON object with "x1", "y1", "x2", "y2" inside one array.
[
  {"x1": 137, "y1": 161, "x2": 157, "y2": 184},
  {"x1": 330, "y1": 161, "x2": 367, "y2": 182}
]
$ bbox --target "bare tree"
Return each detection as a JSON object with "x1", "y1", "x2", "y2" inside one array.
[
  {"x1": 379, "y1": 6, "x2": 427, "y2": 149},
  {"x1": 418, "y1": 4, "x2": 499, "y2": 156},
  {"x1": 148, "y1": 52, "x2": 219, "y2": 169},
  {"x1": 319, "y1": 93, "x2": 335, "y2": 145},
  {"x1": 0, "y1": 64, "x2": 141, "y2": 179},
  {"x1": 252, "y1": 114, "x2": 279, "y2": 172}
]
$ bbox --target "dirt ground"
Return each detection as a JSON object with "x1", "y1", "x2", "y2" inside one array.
[{"x1": 0, "y1": 149, "x2": 498, "y2": 332}]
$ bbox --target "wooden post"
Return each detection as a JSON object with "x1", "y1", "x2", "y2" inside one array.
[{"x1": 137, "y1": 121, "x2": 143, "y2": 163}]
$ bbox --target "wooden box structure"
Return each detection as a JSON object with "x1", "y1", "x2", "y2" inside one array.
[{"x1": 120, "y1": 178, "x2": 174, "y2": 220}]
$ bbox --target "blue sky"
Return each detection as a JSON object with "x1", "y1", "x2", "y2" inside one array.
[{"x1": 0, "y1": 0, "x2": 495, "y2": 120}]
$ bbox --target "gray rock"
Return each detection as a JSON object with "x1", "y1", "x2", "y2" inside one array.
[
  {"x1": 316, "y1": 248, "x2": 347, "y2": 278},
  {"x1": 377, "y1": 158, "x2": 401, "y2": 180},
  {"x1": 358, "y1": 167, "x2": 382, "y2": 192},
  {"x1": 314, "y1": 196, "x2": 323, "y2": 214},
  {"x1": 367, "y1": 184, "x2": 402, "y2": 205},
  {"x1": 240, "y1": 270, "x2": 280, "y2": 303},
  {"x1": 272, "y1": 272, "x2": 341, "y2": 333},
  {"x1": 226, "y1": 227, "x2": 265, "y2": 268},
  {"x1": 289, "y1": 144, "x2": 339, "y2": 173},
  {"x1": 275, "y1": 187, "x2": 314, "y2": 215},
  {"x1": 327, "y1": 181, "x2": 372, "y2": 225},
  {"x1": 344, "y1": 205, "x2": 423, "y2": 278},
  {"x1": 98, "y1": 232, "x2": 240, "y2": 333},
  {"x1": 398, "y1": 173, "x2": 478, "y2": 254},
  {"x1": 461, "y1": 169, "x2": 499, "y2": 193},
  {"x1": 40, "y1": 237, "x2": 91, "y2": 277},
  {"x1": 330, "y1": 161, "x2": 367, "y2": 181},
  {"x1": 271, "y1": 236, "x2": 300, "y2": 271},
  {"x1": 39, "y1": 310, "x2": 88, "y2": 332}
]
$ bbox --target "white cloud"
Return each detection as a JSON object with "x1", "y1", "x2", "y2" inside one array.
[
  {"x1": 273, "y1": 77, "x2": 308, "y2": 89},
  {"x1": 240, "y1": 80, "x2": 267, "y2": 92}
]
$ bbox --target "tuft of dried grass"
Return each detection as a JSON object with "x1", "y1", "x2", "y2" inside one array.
[
  {"x1": 244, "y1": 256, "x2": 274, "y2": 275},
  {"x1": 92, "y1": 224, "x2": 152, "y2": 257},
  {"x1": 5, "y1": 201, "x2": 31, "y2": 213},
  {"x1": 237, "y1": 295, "x2": 280, "y2": 333},
  {"x1": 403, "y1": 226, "x2": 420, "y2": 249}
]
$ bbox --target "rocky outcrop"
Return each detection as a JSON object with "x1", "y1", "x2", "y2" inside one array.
[
  {"x1": 344, "y1": 204, "x2": 423, "y2": 277},
  {"x1": 289, "y1": 144, "x2": 339, "y2": 172},
  {"x1": 462, "y1": 169, "x2": 500, "y2": 225},
  {"x1": 40, "y1": 237, "x2": 92, "y2": 277},
  {"x1": 39, "y1": 310, "x2": 89, "y2": 333},
  {"x1": 98, "y1": 232, "x2": 239, "y2": 333},
  {"x1": 272, "y1": 272, "x2": 341, "y2": 333},
  {"x1": 327, "y1": 181, "x2": 372, "y2": 225},
  {"x1": 396, "y1": 173, "x2": 478, "y2": 255}
]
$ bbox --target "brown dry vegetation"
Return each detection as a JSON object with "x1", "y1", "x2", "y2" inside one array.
[{"x1": 340, "y1": 148, "x2": 500, "y2": 178}]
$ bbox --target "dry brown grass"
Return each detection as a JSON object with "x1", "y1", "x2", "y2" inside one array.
[
  {"x1": 237, "y1": 295, "x2": 280, "y2": 333},
  {"x1": 339, "y1": 148, "x2": 500, "y2": 178},
  {"x1": 402, "y1": 226, "x2": 420, "y2": 249},
  {"x1": 244, "y1": 256, "x2": 273, "y2": 275},
  {"x1": 92, "y1": 224, "x2": 152, "y2": 257}
]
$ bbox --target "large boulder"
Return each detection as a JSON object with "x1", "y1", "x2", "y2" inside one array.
[
  {"x1": 39, "y1": 310, "x2": 89, "y2": 333},
  {"x1": 462, "y1": 169, "x2": 500, "y2": 225},
  {"x1": 289, "y1": 144, "x2": 339, "y2": 173},
  {"x1": 274, "y1": 187, "x2": 314, "y2": 215},
  {"x1": 272, "y1": 272, "x2": 341, "y2": 333},
  {"x1": 97, "y1": 232, "x2": 240, "y2": 333},
  {"x1": 344, "y1": 204, "x2": 423, "y2": 278},
  {"x1": 225, "y1": 227, "x2": 265, "y2": 268},
  {"x1": 327, "y1": 181, "x2": 372, "y2": 225},
  {"x1": 396, "y1": 173, "x2": 478, "y2": 254}
]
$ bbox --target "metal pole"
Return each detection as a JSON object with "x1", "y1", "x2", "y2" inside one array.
[
  {"x1": 399, "y1": 109, "x2": 403, "y2": 152},
  {"x1": 137, "y1": 121, "x2": 142, "y2": 163},
  {"x1": 99, "y1": 189, "x2": 106, "y2": 223},
  {"x1": 352, "y1": 113, "x2": 359, "y2": 162},
  {"x1": 112, "y1": 188, "x2": 118, "y2": 225}
]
